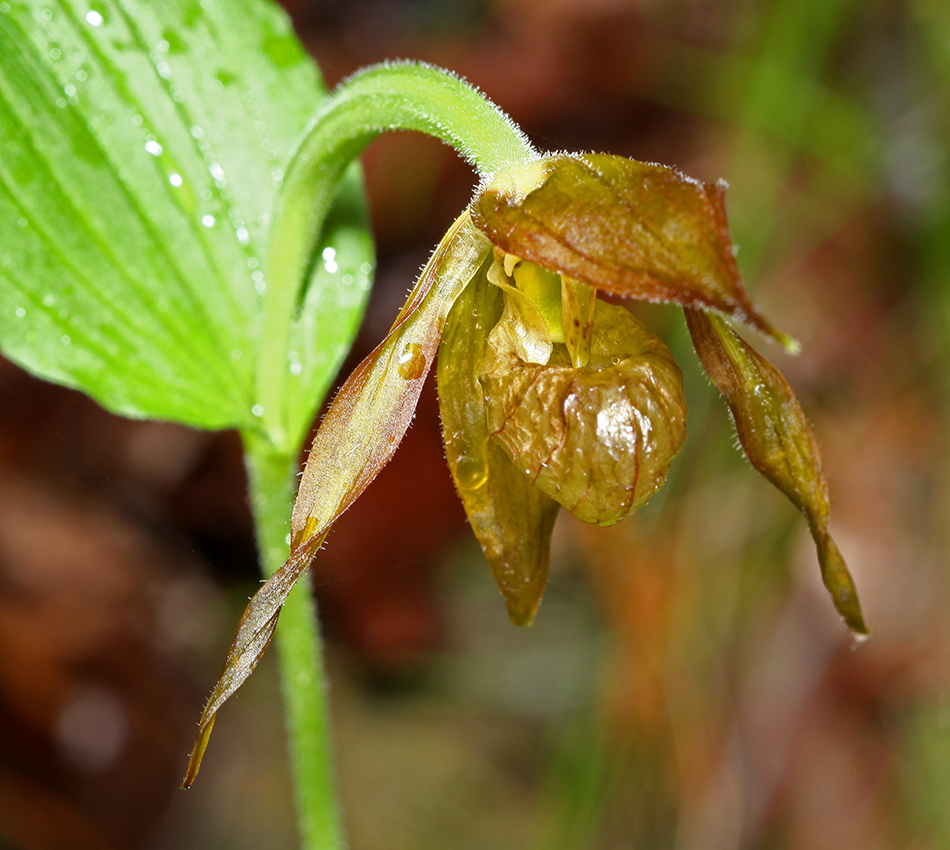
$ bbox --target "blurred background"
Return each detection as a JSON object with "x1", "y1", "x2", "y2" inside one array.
[{"x1": 2, "y1": 0, "x2": 949, "y2": 847}]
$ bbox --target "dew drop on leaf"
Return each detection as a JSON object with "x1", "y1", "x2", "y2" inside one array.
[
  {"x1": 456, "y1": 454, "x2": 489, "y2": 491},
  {"x1": 396, "y1": 342, "x2": 426, "y2": 380}
]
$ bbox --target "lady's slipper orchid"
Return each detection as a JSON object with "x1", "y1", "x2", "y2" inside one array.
[{"x1": 183, "y1": 151, "x2": 867, "y2": 786}]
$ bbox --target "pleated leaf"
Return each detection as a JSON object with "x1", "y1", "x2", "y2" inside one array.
[{"x1": 0, "y1": 0, "x2": 371, "y2": 434}]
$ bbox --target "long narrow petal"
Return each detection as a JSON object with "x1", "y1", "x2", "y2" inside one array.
[
  {"x1": 183, "y1": 211, "x2": 491, "y2": 785},
  {"x1": 684, "y1": 309, "x2": 868, "y2": 636},
  {"x1": 290, "y1": 210, "x2": 491, "y2": 543},
  {"x1": 438, "y1": 265, "x2": 559, "y2": 625},
  {"x1": 182, "y1": 534, "x2": 323, "y2": 788},
  {"x1": 474, "y1": 154, "x2": 795, "y2": 349}
]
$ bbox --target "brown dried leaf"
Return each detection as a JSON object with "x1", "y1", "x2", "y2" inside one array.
[{"x1": 685, "y1": 309, "x2": 868, "y2": 636}]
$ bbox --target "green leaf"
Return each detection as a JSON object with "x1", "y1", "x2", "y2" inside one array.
[{"x1": 0, "y1": 0, "x2": 371, "y2": 436}]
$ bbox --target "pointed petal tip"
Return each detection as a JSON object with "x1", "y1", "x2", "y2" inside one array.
[
  {"x1": 840, "y1": 605, "x2": 870, "y2": 640},
  {"x1": 778, "y1": 331, "x2": 801, "y2": 356},
  {"x1": 180, "y1": 713, "x2": 216, "y2": 789},
  {"x1": 505, "y1": 596, "x2": 540, "y2": 627}
]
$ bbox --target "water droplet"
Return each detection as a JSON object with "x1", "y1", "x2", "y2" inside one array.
[
  {"x1": 236, "y1": 227, "x2": 249, "y2": 245},
  {"x1": 76, "y1": 69, "x2": 87, "y2": 81},
  {"x1": 56, "y1": 98, "x2": 67, "y2": 109},
  {"x1": 0, "y1": 3, "x2": 10, "y2": 13},
  {"x1": 201, "y1": 215, "x2": 215, "y2": 227},
  {"x1": 261, "y1": 29, "x2": 303, "y2": 68},
  {"x1": 322, "y1": 247, "x2": 336, "y2": 261},
  {"x1": 360, "y1": 262, "x2": 372, "y2": 275},
  {"x1": 199, "y1": 188, "x2": 212, "y2": 201},
  {"x1": 162, "y1": 29, "x2": 185, "y2": 54},
  {"x1": 15, "y1": 308, "x2": 25, "y2": 318},
  {"x1": 42, "y1": 294, "x2": 55, "y2": 307},
  {"x1": 341, "y1": 274, "x2": 353, "y2": 286},
  {"x1": 289, "y1": 361, "x2": 302, "y2": 376},
  {"x1": 247, "y1": 257, "x2": 259, "y2": 269},
  {"x1": 85, "y1": 9, "x2": 102, "y2": 25},
  {"x1": 145, "y1": 139, "x2": 162, "y2": 156},
  {"x1": 49, "y1": 47, "x2": 61, "y2": 59},
  {"x1": 41, "y1": 8, "x2": 52, "y2": 20},
  {"x1": 456, "y1": 454, "x2": 488, "y2": 491},
  {"x1": 61, "y1": 334, "x2": 71, "y2": 345},
  {"x1": 251, "y1": 404, "x2": 264, "y2": 417},
  {"x1": 396, "y1": 342, "x2": 426, "y2": 380},
  {"x1": 168, "y1": 172, "x2": 183, "y2": 187},
  {"x1": 130, "y1": 114, "x2": 143, "y2": 127},
  {"x1": 17, "y1": 217, "x2": 27, "y2": 228},
  {"x1": 324, "y1": 259, "x2": 338, "y2": 274},
  {"x1": 230, "y1": 349, "x2": 242, "y2": 361}
]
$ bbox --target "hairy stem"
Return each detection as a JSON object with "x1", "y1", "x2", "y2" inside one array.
[
  {"x1": 243, "y1": 432, "x2": 345, "y2": 850},
  {"x1": 259, "y1": 61, "x2": 537, "y2": 449}
]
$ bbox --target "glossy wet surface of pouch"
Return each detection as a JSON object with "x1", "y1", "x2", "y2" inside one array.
[{"x1": 482, "y1": 299, "x2": 687, "y2": 527}]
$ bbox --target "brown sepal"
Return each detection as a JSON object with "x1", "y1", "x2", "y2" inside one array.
[
  {"x1": 474, "y1": 154, "x2": 793, "y2": 348},
  {"x1": 685, "y1": 309, "x2": 868, "y2": 637}
]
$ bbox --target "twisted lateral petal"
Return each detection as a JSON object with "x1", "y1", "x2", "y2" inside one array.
[
  {"x1": 291, "y1": 210, "x2": 492, "y2": 543},
  {"x1": 182, "y1": 534, "x2": 323, "y2": 788},
  {"x1": 483, "y1": 300, "x2": 687, "y2": 527},
  {"x1": 438, "y1": 267, "x2": 559, "y2": 626},
  {"x1": 473, "y1": 154, "x2": 795, "y2": 349},
  {"x1": 183, "y1": 211, "x2": 491, "y2": 786},
  {"x1": 685, "y1": 309, "x2": 868, "y2": 636}
]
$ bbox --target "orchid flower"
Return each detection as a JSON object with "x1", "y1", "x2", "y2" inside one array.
[{"x1": 183, "y1": 63, "x2": 866, "y2": 787}]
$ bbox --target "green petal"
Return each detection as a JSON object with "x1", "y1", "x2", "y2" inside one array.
[
  {"x1": 473, "y1": 154, "x2": 795, "y2": 349},
  {"x1": 183, "y1": 211, "x2": 491, "y2": 783},
  {"x1": 438, "y1": 263, "x2": 559, "y2": 626},
  {"x1": 685, "y1": 309, "x2": 868, "y2": 636}
]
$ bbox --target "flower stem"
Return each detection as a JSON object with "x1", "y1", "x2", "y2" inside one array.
[
  {"x1": 242, "y1": 431, "x2": 345, "y2": 850},
  {"x1": 259, "y1": 61, "x2": 537, "y2": 449}
]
